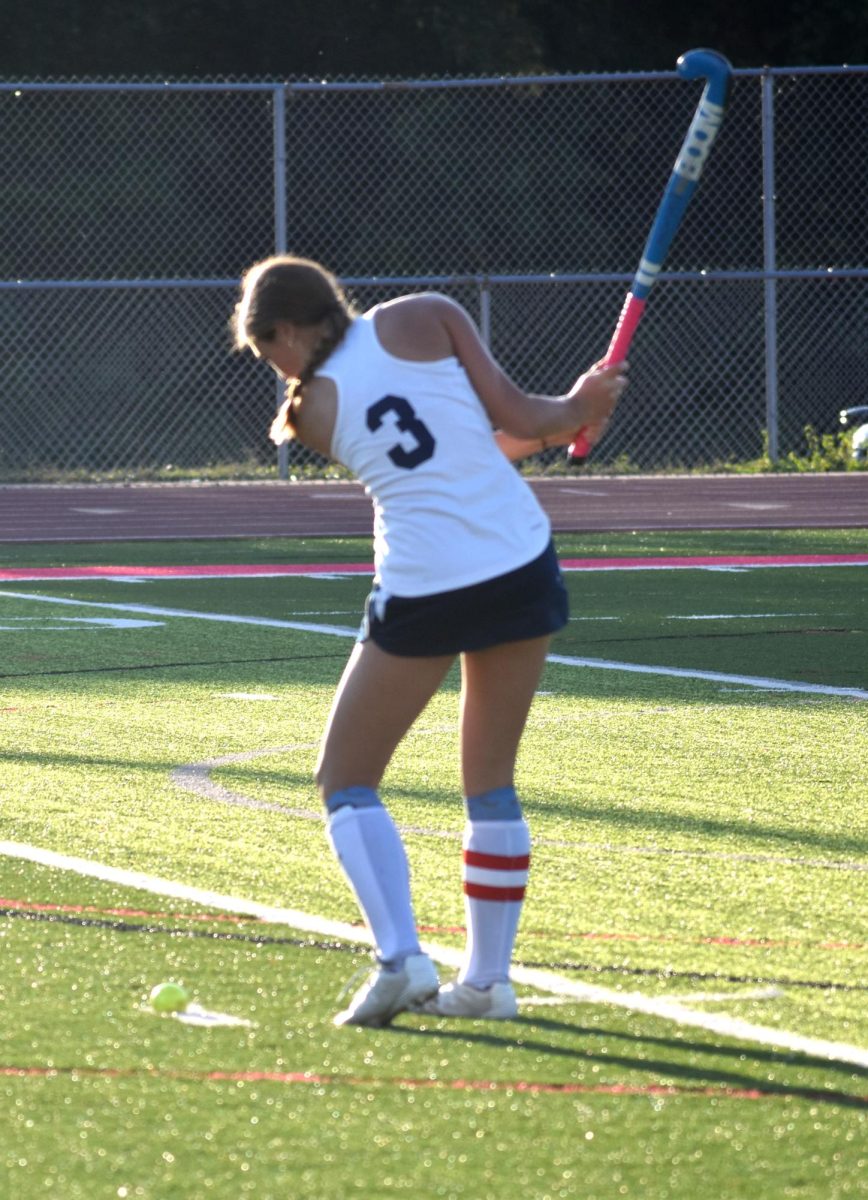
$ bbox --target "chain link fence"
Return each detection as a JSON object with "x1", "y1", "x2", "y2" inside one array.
[{"x1": 0, "y1": 67, "x2": 865, "y2": 480}]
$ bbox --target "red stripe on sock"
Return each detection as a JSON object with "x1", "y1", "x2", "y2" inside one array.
[
  {"x1": 464, "y1": 883, "x2": 527, "y2": 902},
  {"x1": 463, "y1": 850, "x2": 530, "y2": 871}
]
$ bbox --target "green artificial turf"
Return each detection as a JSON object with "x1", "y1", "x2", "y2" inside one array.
[{"x1": 1, "y1": 532, "x2": 865, "y2": 1198}]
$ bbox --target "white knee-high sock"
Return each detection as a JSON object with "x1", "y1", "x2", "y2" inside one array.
[
  {"x1": 326, "y1": 800, "x2": 422, "y2": 968},
  {"x1": 459, "y1": 817, "x2": 530, "y2": 989}
]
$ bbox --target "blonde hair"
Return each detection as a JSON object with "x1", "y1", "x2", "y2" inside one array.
[{"x1": 232, "y1": 255, "x2": 354, "y2": 441}]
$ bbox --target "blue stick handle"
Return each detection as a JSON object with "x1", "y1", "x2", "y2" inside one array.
[
  {"x1": 631, "y1": 48, "x2": 733, "y2": 301},
  {"x1": 567, "y1": 48, "x2": 732, "y2": 464},
  {"x1": 677, "y1": 47, "x2": 732, "y2": 107}
]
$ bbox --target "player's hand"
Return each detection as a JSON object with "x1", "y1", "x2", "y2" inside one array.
[
  {"x1": 269, "y1": 394, "x2": 294, "y2": 445},
  {"x1": 566, "y1": 361, "x2": 628, "y2": 430}
]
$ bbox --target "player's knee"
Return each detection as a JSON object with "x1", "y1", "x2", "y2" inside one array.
[
  {"x1": 313, "y1": 753, "x2": 343, "y2": 804},
  {"x1": 313, "y1": 755, "x2": 328, "y2": 800}
]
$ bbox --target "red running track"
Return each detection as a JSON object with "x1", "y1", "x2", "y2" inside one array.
[{"x1": 0, "y1": 474, "x2": 866, "y2": 543}]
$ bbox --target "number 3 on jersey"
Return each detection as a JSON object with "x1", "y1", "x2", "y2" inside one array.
[{"x1": 366, "y1": 395, "x2": 436, "y2": 470}]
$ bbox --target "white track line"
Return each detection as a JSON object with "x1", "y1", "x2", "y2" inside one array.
[
  {"x1": 2, "y1": 840, "x2": 866, "y2": 1069},
  {"x1": 3, "y1": 590, "x2": 865, "y2": 700}
]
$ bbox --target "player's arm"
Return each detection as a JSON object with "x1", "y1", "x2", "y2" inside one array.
[
  {"x1": 272, "y1": 375, "x2": 337, "y2": 459},
  {"x1": 433, "y1": 295, "x2": 625, "y2": 442},
  {"x1": 495, "y1": 427, "x2": 584, "y2": 463}
]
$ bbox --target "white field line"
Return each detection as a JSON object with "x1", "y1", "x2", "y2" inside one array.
[
  {"x1": 667, "y1": 612, "x2": 816, "y2": 620},
  {"x1": 668, "y1": 986, "x2": 784, "y2": 1003},
  {"x1": 547, "y1": 654, "x2": 868, "y2": 700},
  {"x1": 2, "y1": 840, "x2": 866, "y2": 1069},
  {"x1": 521, "y1": 986, "x2": 783, "y2": 1007},
  {"x1": 561, "y1": 560, "x2": 868, "y2": 573},
  {"x1": 0, "y1": 591, "x2": 358, "y2": 639},
  {"x1": 2, "y1": 589, "x2": 866, "y2": 700}
]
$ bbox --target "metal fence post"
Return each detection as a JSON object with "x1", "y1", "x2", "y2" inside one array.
[
  {"x1": 273, "y1": 83, "x2": 289, "y2": 479},
  {"x1": 761, "y1": 71, "x2": 780, "y2": 463},
  {"x1": 479, "y1": 277, "x2": 491, "y2": 347}
]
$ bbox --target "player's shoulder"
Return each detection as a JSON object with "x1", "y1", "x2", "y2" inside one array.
[
  {"x1": 375, "y1": 291, "x2": 474, "y2": 319},
  {"x1": 371, "y1": 293, "x2": 472, "y2": 361}
]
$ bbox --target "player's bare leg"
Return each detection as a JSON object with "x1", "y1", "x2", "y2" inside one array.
[
  {"x1": 458, "y1": 635, "x2": 551, "y2": 798},
  {"x1": 417, "y1": 635, "x2": 551, "y2": 1019},
  {"x1": 316, "y1": 640, "x2": 453, "y2": 1026},
  {"x1": 316, "y1": 639, "x2": 453, "y2": 799}
]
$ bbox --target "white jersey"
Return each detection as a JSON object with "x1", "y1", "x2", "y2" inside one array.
[{"x1": 322, "y1": 306, "x2": 551, "y2": 597}]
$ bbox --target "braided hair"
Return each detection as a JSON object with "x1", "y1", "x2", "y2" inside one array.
[{"x1": 233, "y1": 255, "x2": 355, "y2": 439}]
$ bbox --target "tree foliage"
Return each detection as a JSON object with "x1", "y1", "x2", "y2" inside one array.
[
  {"x1": 524, "y1": 0, "x2": 868, "y2": 72},
  {"x1": 1, "y1": 0, "x2": 864, "y2": 79}
]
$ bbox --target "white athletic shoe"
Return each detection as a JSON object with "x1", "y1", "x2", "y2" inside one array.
[
  {"x1": 333, "y1": 954, "x2": 439, "y2": 1027},
  {"x1": 412, "y1": 980, "x2": 518, "y2": 1020}
]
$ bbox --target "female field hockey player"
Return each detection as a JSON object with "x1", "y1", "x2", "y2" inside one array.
[{"x1": 233, "y1": 255, "x2": 626, "y2": 1026}]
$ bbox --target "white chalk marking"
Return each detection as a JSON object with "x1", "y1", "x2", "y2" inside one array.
[
  {"x1": 725, "y1": 502, "x2": 789, "y2": 511},
  {"x1": 556, "y1": 488, "x2": 612, "y2": 496},
  {"x1": 175, "y1": 1005, "x2": 254, "y2": 1028},
  {"x1": 140, "y1": 1001, "x2": 254, "y2": 1027},
  {"x1": 70, "y1": 507, "x2": 130, "y2": 515},
  {"x1": 667, "y1": 613, "x2": 815, "y2": 621},
  {"x1": 0, "y1": 616, "x2": 163, "y2": 631},
  {"x1": 2, "y1": 841, "x2": 865, "y2": 1069}
]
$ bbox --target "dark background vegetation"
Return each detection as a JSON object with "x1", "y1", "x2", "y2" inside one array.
[{"x1": 1, "y1": 0, "x2": 866, "y2": 79}]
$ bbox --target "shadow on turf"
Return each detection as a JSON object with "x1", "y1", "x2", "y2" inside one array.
[
  {"x1": 169, "y1": 754, "x2": 867, "y2": 861},
  {"x1": 10, "y1": 735, "x2": 861, "y2": 862},
  {"x1": 390, "y1": 1015, "x2": 867, "y2": 1108}
]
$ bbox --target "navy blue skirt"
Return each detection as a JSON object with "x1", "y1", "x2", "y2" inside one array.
[{"x1": 359, "y1": 540, "x2": 569, "y2": 657}]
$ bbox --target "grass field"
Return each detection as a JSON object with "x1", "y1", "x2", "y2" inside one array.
[{"x1": 1, "y1": 528, "x2": 866, "y2": 1199}]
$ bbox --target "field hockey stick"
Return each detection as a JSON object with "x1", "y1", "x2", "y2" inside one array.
[{"x1": 567, "y1": 48, "x2": 732, "y2": 463}]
